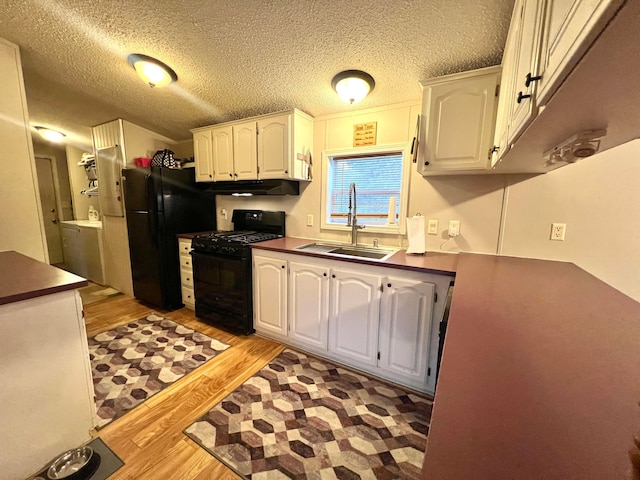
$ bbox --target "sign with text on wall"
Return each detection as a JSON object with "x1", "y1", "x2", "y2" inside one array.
[{"x1": 353, "y1": 122, "x2": 377, "y2": 147}]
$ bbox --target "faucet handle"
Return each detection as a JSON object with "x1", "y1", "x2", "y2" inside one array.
[{"x1": 356, "y1": 224, "x2": 365, "y2": 230}]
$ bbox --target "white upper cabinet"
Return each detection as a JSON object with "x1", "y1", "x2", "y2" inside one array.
[
  {"x1": 258, "y1": 113, "x2": 290, "y2": 179},
  {"x1": 193, "y1": 129, "x2": 213, "y2": 182},
  {"x1": 492, "y1": 0, "x2": 545, "y2": 167},
  {"x1": 211, "y1": 125, "x2": 234, "y2": 181},
  {"x1": 492, "y1": 0, "x2": 627, "y2": 172},
  {"x1": 536, "y1": 0, "x2": 625, "y2": 107},
  {"x1": 191, "y1": 109, "x2": 313, "y2": 182},
  {"x1": 418, "y1": 66, "x2": 501, "y2": 175},
  {"x1": 232, "y1": 121, "x2": 258, "y2": 180}
]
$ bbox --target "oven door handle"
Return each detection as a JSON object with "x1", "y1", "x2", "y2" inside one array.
[{"x1": 191, "y1": 251, "x2": 248, "y2": 263}]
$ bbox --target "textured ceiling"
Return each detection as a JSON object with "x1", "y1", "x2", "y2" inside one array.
[{"x1": 0, "y1": 0, "x2": 514, "y2": 149}]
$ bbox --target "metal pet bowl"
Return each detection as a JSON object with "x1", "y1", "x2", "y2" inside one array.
[{"x1": 46, "y1": 446, "x2": 94, "y2": 479}]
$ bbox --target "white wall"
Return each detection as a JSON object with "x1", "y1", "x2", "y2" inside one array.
[
  {"x1": 216, "y1": 102, "x2": 507, "y2": 252},
  {"x1": 0, "y1": 38, "x2": 48, "y2": 262},
  {"x1": 501, "y1": 139, "x2": 640, "y2": 302}
]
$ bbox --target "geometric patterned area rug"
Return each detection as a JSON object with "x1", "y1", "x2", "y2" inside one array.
[
  {"x1": 88, "y1": 314, "x2": 230, "y2": 429},
  {"x1": 184, "y1": 349, "x2": 432, "y2": 479}
]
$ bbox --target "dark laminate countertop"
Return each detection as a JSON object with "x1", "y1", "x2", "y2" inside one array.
[
  {"x1": 249, "y1": 238, "x2": 640, "y2": 478},
  {"x1": 0, "y1": 251, "x2": 87, "y2": 306},
  {"x1": 177, "y1": 231, "x2": 217, "y2": 240},
  {"x1": 251, "y1": 237, "x2": 459, "y2": 276},
  {"x1": 422, "y1": 253, "x2": 640, "y2": 479}
]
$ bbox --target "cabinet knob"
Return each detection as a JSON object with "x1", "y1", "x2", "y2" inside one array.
[
  {"x1": 517, "y1": 91, "x2": 531, "y2": 104},
  {"x1": 229, "y1": 173, "x2": 233, "y2": 177},
  {"x1": 323, "y1": 273, "x2": 327, "y2": 277},
  {"x1": 281, "y1": 265, "x2": 285, "y2": 269},
  {"x1": 424, "y1": 161, "x2": 430, "y2": 166},
  {"x1": 387, "y1": 283, "x2": 392, "y2": 288},
  {"x1": 332, "y1": 274, "x2": 336, "y2": 278},
  {"x1": 524, "y1": 73, "x2": 542, "y2": 87},
  {"x1": 234, "y1": 173, "x2": 238, "y2": 177}
]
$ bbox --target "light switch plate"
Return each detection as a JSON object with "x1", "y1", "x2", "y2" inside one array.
[
  {"x1": 307, "y1": 214, "x2": 313, "y2": 226},
  {"x1": 427, "y1": 219, "x2": 438, "y2": 235},
  {"x1": 448, "y1": 220, "x2": 460, "y2": 237}
]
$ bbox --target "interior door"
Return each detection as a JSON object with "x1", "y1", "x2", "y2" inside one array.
[{"x1": 35, "y1": 156, "x2": 63, "y2": 264}]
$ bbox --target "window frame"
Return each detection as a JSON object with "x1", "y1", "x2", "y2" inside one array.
[{"x1": 320, "y1": 142, "x2": 412, "y2": 235}]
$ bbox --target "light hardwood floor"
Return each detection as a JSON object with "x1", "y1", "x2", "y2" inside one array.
[{"x1": 84, "y1": 294, "x2": 285, "y2": 479}]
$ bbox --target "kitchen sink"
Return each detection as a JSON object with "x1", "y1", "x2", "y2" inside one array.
[{"x1": 294, "y1": 242, "x2": 398, "y2": 261}]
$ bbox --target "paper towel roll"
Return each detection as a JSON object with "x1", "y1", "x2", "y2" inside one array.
[
  {"x1": 406, "y1": 215, "x2": 426, "y2": 254},
  {"x1": 387, "y1": 197, "x2": 396, "y2": 224}
]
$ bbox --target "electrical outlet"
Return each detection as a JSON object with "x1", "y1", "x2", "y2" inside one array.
[
  {"x1": 448, "y1": 220, "x2": 460, "y2": 237},
  {"x1": 221, "y1": 208, "x2": 228, "y2": 220},
  {"x1": 306, "y1": 214, "x2": 313, "y2": 227},
  {"x1": 550, "y1": 223, "x2": 566, "y2": 241},
  {"x1": 427, "y1": 219, "x2": 439, "y2": 235}
]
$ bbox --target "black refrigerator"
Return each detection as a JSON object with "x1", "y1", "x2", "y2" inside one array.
[{"x1": 122, "y1": 167, "x2": 216, "y2": 310}]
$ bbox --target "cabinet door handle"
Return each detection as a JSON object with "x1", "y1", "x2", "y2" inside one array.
[
  {"x1": 517, "y1": 91, "x2": 531, "y2": 104},
  {"x1": 524, "y1": 73, "x2": 542, "y2": 87}
]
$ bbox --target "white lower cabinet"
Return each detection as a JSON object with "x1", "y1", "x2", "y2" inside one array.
[
  {"x1": 378, "y1": 276, "x2": 435, "y2": 385},
  {"x1": 328, "y1": 268, "x2": 382, "y2": 367},
  {"x1": 289, "y1": 260, "x2": 329, "y2": 350},
  {"x1": 253, "y1": 249, "x2": 453, "y2": 395},
  {"x1": 253, "y1": 254, "x2": 288, "y2": 336},
  {"x1": 178, "y1": 238, "x2": 195, "y2": 309}
]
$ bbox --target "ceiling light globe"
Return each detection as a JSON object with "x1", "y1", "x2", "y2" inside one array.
[
  {"x1": 128, "y1": 54, "x2": 177, "y2": 88},
  {"x1": 332, "y1": 70, "x2": 375, "y2": 104},
  {"x1": 136, "y1": 61, "x2": 173, "y2": 87},
  {"x1": 35, "y1": 127, "x2": 66, "y2": 143}
]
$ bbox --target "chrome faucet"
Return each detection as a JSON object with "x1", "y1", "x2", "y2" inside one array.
[{"x1": 347, "y1": 182, "x2": 364, "y2": 245}]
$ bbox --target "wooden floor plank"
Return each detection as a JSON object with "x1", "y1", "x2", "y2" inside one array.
[{"x1": 83, "y1": 294, "x2": 283, "y2": 479}]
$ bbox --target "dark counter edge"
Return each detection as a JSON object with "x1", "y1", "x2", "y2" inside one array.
[
  {"x1": 249, "y1": 237, "x2": 459, "y2": 276},
  {"x1": 0, "y1": 251, "x2": 88, "y2": 306}
]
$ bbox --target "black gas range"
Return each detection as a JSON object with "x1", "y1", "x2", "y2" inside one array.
[{"x1": 190, "y1": 210, "x2": 285, "y2": 335}]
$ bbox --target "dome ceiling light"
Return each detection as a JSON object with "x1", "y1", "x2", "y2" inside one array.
[
  {"x1": 331, "y1": 70, "x2": 375, "y2": 104},
  {"x1": 127, "y1": 53, "x2": 177, "y2": 88},
  {"x1": 34, "y1": 126, "x2": 66, "y2": 143}
]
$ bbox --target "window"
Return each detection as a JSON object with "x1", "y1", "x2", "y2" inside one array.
[{"x1": 321, "y1": 143, "x2": 411, "y2": 234}]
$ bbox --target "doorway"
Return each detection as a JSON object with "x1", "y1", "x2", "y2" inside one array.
[{"x1": 35, "y1": 155, "x2": 64, "y2": 264}]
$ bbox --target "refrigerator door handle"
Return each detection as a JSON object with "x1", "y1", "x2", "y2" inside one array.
[{"x1": 145, "y1": 173, "x2": 159, "y2": 245}]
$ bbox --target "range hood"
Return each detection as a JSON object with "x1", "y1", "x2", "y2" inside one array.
[{"x1": 204, "y1": 179, "x2": 300, "y2": 196}]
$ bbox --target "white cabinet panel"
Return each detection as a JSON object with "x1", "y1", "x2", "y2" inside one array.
[
  {"x1": 253, "y1": 255, "x2": 287, "y2": 336},
  {"x1": 328, "y1": 268, "x2": 381, "y2": 366},
  {"x1": 419, "y1": 67, "x2": 501, "y2": 174},
  {"x1": 289, "y1": 260, "x2": 329, "y2": 350},
  {"x1": 537, "y1": 0, "x2": 624, "y2": 106},
  {"x1": 212, "y1": 125, "x2": 234, "y2": 181},
  {"x1": 379, "y1": 277, "x2": 435, "y2": 384},
  {"x1": 194, "y1": 129, "x2": 213, "y2": 182},
  {"x1": 233, "y1": 121, "x2": 259, "y2": 180},
  {"x1": 178, "y1": 238, "x2": 195, "y2": 309},
  {"x1": 258, "y1": 113, "x2": 291, "y2": 179}
]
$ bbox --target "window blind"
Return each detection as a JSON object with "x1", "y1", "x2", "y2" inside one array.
[{"x1": 327, "y1": 153, "x2": 403, "y2": 226}]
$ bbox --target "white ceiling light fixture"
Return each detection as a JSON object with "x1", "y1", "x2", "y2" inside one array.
[
  {"x1": 34, "y1": 126, "x2": 66, "y2": 143},
  {"x1": 127, "y1": 53, "x2": 178, "y2": 88},
  {"x1": 332, "y1": 70, "x2": 375, "y2": 104}
]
